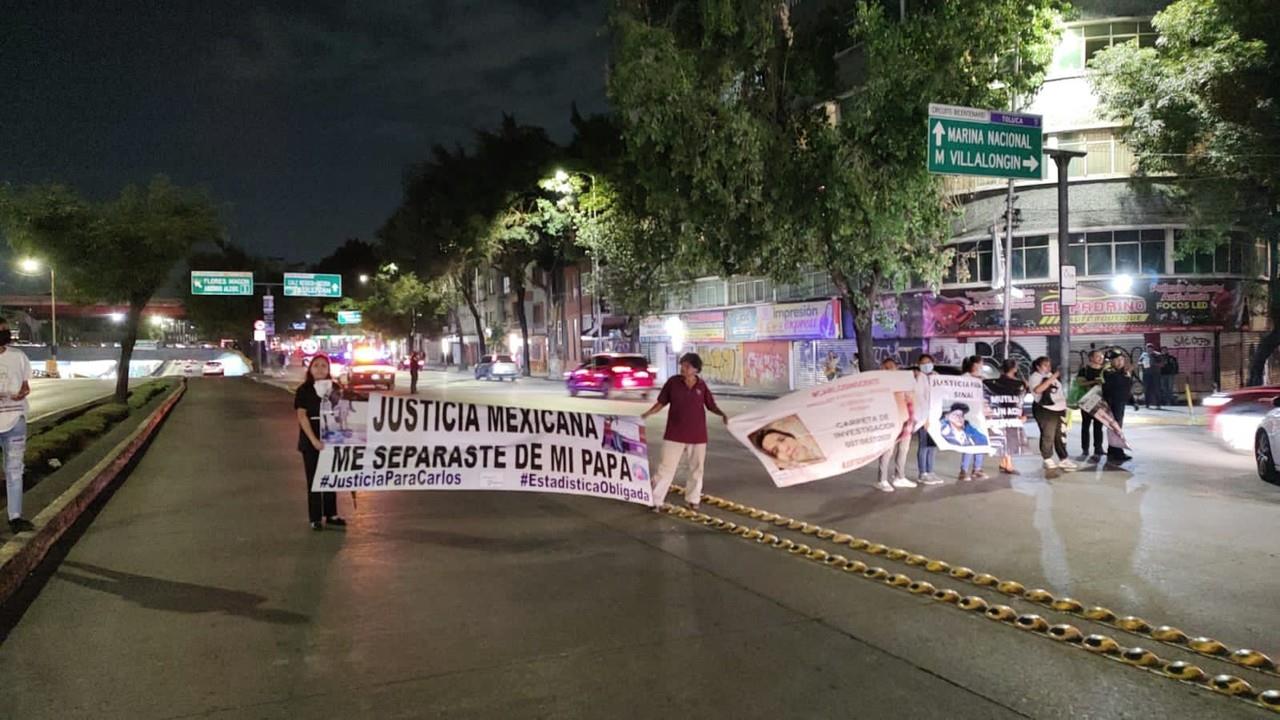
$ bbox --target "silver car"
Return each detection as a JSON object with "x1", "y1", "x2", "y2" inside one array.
[{"x1": 475, "y1": 354, "x2": 519, "y2": 381}]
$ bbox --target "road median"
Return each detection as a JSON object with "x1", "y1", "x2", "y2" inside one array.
[{"x1": 0, "y1": 379, "x2": 186, "y2": 608}]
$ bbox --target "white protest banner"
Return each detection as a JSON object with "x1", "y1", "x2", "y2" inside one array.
[
  {"x1": 927, "y1": 375, "x2": 995, "y2": 455},
  {"x1": 1077, "y1": 386, "x2": 1130, "y2": 450},
  {"x1": 311, "y1": 394, "x2": 654, "y2": 506},
  {"x1": 728, "y1": 370, "x2": 918, "y2": 487}
]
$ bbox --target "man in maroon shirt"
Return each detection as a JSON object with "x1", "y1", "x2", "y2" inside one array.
[{"x1": 641, "y1": 353, "x2": 729, "y2": 510}]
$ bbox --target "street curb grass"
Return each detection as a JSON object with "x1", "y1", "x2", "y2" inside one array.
[{"x1": 0, "y1": 379, "x2": 187, "y2": 609}]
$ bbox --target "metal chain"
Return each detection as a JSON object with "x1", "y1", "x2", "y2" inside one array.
[{"x1": 657, "y1": 500, "x2": 1280, "y2": 714}]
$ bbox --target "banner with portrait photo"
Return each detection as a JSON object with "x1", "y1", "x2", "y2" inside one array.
[
  {"x1": 927, "y1": 375, "x2": 995, "y2": 455},
  {"x1": 1077, "y1": 387, "x2": 1130, "y2": 450},
  {"x1": 311, "y1": 394, "x2": 654, "y2": 506},
  {"x1": 728, "y1": 370, "x2": 918, "y2": 487}
]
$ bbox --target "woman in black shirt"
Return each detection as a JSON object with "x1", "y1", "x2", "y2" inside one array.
[
  {"x1": 1102, "y1": 354, "x2": 1135, "y2": 462},
  {"x1": 294, "y1": 355, "x2": 346, "y2": 531}
]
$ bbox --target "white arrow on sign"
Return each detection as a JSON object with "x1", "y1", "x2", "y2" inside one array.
[
  {"x1": 933, "y1": 122, "x2": 945, "y2": 145},
  {"x1": 1024, "y1": 156, "x2": 1040, "y2": 173}
]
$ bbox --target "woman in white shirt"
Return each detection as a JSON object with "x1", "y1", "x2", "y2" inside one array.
[{"x1": 1028, "y1": 356, "x2": 1077, "y2": 472}]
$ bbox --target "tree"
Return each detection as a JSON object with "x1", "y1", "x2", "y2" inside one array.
[
  {"x1": 0, "y1": 176, "x2": 222, "y2": 400},
  {"x1": 1091, "y1": 0, "x2": 1280, "y2": 384},
  {"x1": 609, "y1": 0, "x2": 1062, "y2": 369},
  {"x1": 313, "y1": 238, "x2": 380, "y2": 301}
]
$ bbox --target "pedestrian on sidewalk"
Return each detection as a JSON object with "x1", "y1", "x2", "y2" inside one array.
[
  {"x1": 409, "y1": 352, "x2": 421, "y2": 394},
  {"x1": 1104, "y1": 354, "x2": 1135, "y2": 463},
  {"x1": 912, "y1": 354, "x2": 945, "y2": 485},
  {"x1": 294, "y1": 355, "x2": 346, "y2": 531},
  {"x1": 874, "y1": 357, "x2": 916, "y2": 492},
  {"x1": 0, "y1": 320, "x2": 33, "y2": 534},
  {"x1": 956, "y1": 356, "x2": 990, "y2": 481},
  {"x1": 641, "y1": 353, "x2": 728, "y2": 511},
  {"x1": 1161, "y1": 347, "x2": 1179, "y2": 407},
  {"x1": 985, "y1": 358, "x2": 1027, "y2": 475},
  {"x1": 1139, "y1": 343, "x2": 1163, "y2": 408},
  {"x1": 1029, "y1": 357, "x2": 1077, "y2": 473},
  {"x1": 1077, "y1": 350, "x2": 1106, "y2": 457}
]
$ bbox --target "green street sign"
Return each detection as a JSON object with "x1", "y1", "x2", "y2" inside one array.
[
  {"x1": 336, "y1": 310, "x2": 362, "y2": 325},
  {"x1": 283, "y1": 272, "x2": 342, "y2": 298},
  {"x1": 191, "y1": 271, "x2": 253, "y2": 296},
  {"x1": 927, "y1": 103, "x2": 1043, "y2": 180}
]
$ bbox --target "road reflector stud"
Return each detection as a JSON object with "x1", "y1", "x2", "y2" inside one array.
[
  {"x1": 1117, "y1": 616, "x2": 1151, "y2": 633},
  {"x1": 817, "y1": 528, "x2": 836, "y2": 540},
  {"x1": 1083, "y1": 635, "x2": 1121, "y2": 654},
  {"x1": 886, "y1": 548, "x2": 909, "y2": 561},
  {"x1": 1121, "y1": 648, "x2": 1161, "y2": 667},
  {"x1": 997, "y1": 580, "x2": 1025, "y2": 596},
  {"x1": 1025, "y1": 588, "x2": 1055, "y2": 604},
  {"x1": 973, "y1": 573, "x2": 999, "y2": 587},
  {"x1": 905, "y1": 554, "x2": 928, "y2": 566},
  {"x1": 1259, "y1": 689, "x2": 1280, "y2": 709},
  {"x1": 864, "y1": 566, "x2": 889, "y2": 580},
  {"x1": 866, "y1": 543, "x2": 888, "y2": 555},
  {"x1": 808, "y1": 549, "x2": 830, "y2": 562},
  {"x1": 985, "y1": 605, "x2": 1017, "y2": 622},
  {"x1": 843, "y1": 560, "x2": 869, "y2": 573},
  {"x1": 1190, "y1": 637, "x2": 1230, "y2": 656},
  {"x1": 933, "y1": 589, "x2": 961, "y2": 604},
  {"x1": 1052, "y1": 598, "x2": 1084, "y2": 613},
  {"x1": 1164, "y1": 662, "x2": 1205, "y2": 681},
  {"x1": 950, "y1": 567, "x2": 975, "y2": 579},
  {"x1": 1211, "y1": 675, "x2": 1255, "y2": 697},
  {"x1": 926, "y1": 560, "x2": 951, "y2": 573},
  {"x1": 1049, "y1": 625, "x2": 1084, "y2": 642},
  {"x1": 1231, "y1": 649, "x2": 1276, "y2": 670},
  {"x1": 1016, "y1": 614, "x2": 1049, "y2": 632},
  {"x1": 1152, "y1": 626, "x2": 1188, "y2": 643},
  {"x1": 909, "y1": 580, "x2": 936, "y2": 595},
  {"x1": 832, "y1": 533, "x2": 853, "y2": 544},
  {"x1": 959, "y1": 596, "x2": 989, "y2": 612},
  {"x1": 887, "y1": 573, "x2": 911, "y2": 587},
  {"x1": 1085, "y1": 607, "x2": 1117, "y2": 622}
]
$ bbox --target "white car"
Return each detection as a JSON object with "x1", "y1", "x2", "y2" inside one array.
[{"x1": 1252, "y1": 398, "x2": 1280, "y2": 484}]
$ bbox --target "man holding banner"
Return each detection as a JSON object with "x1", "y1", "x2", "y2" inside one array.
[{"x1": 642, "y1": 353, "x2": 728, "y2": 510}]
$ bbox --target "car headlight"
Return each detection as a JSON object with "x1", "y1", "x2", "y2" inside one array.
[{"x1": 1202, "y1": 395, "x2": 1231, "y2": 408}]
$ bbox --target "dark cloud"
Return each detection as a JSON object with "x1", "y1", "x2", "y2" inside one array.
[{"x1": 0, "y1": 1, "x2": 610, "y2": 261}]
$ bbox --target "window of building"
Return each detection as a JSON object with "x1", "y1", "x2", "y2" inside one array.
[
  {"x1": 692, "y1": 279, "x2": 726, "y2": 308},
  {"x1": 1173, "y1": 231, "x2": 1268, "y2": 276},
  {"x1": 1052, "y1": 20, "x2": 1157, "y2": 76},
  {"x1": 532, "y1": 303, "x2": 545, "y2": 326},
  {"x1": 729, "y1": 277, "x2": 770, "y2": 305},
  {"x1": 1049, "y1": 128, "x2": 1137, "y2": 180},
  {"x1": 1064, "y1": 228, "x2": 1166, "y2": 277},
  {"x1": 1011, "y1": 235, "x2": 1050, "y2": 280},
  {"x1": 944, "y1": 240, "x2": 993, "y2": 285}
]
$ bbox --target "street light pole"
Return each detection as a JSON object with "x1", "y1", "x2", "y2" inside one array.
[{"x1": 1045, "y1": 148, "x2": 1087, "y2": 376}]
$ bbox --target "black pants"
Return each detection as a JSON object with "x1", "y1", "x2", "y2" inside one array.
[
  {"x1": 1107, "y1": 400, "x2": 1128, "y2": 459},
  {"x1": 410, "y1": 371, "x2": 419, "y2": 394},
  {"x1": 1080, "y1": 411, "x2": 1104, "y2": 454},
  {"x1": 1143, "y1": 369, "x2": 1161, "y2": 407},
  {"x1": 302, "y1": 448, "x2": 336, "y2": 522},
  {"x1": 1033, "y1": 405, "x2": 1067, "y2": 460}
]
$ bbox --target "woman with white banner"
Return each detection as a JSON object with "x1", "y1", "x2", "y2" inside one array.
[
  {"x1": 912, "y1": 355, "x2": 945, "y2": 486},
  {"x1": 642, "y1": 353, "x2": 729, "y2": 511},
  {"x1": 294, "y1": 355, "x2": 346, "y2": 531},
  {"x1": 1028, "y1": 357, "x2": 1078, "y2": 473},
  {"x1": 1102, "y1": 354, "x2": 1135, "y2": 463},
  {"x1": 874, "y1": 358, "x2": 917, "y2": 492}
]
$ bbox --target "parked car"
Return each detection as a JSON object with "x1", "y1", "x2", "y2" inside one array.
[
  {"x1": 1253, "y1": 397, "x2": 1280, "y2": 484},
  {"x1": 566, "y1": 353, "x2": 655, "y2": 398},
  {"x1": 475, "y1": 354, "x2": 519, "y2": 381},
  {"x1": 1205, "y1": 386, "x2": 1280, "y2": 452},
  {"x1": 202, "y1": 361, "x2": 224, "y2": 377},
  {"x1": 343, "y1": 355, "x2": 397, "y2": 391}
]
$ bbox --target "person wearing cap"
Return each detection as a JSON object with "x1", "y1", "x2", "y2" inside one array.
[
  {"x1": 1138, "y1": 343, "x2": 1163, "y2": 408},
  {"x1": 642, "y1": 352, "x2": 728, "y2": 510}
]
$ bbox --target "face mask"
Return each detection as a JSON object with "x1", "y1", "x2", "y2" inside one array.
[
  {"x1": 314, "y1": 379, "x2": 333, "y2": 398},
  {"x1": 0, "y1": 330, "x2": 11, "y2": 346},
  {"x1": 919, "y1": 363, "x2": 934, "y2": 374}
]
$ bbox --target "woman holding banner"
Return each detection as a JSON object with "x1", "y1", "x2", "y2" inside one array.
[
  {"x1": 1029, "y1": 357, "x2": 1078, "y2": 473},
  {"x1": 912, "y1": 355, "x2": 945, "y2": 485},
  {"x1": 957, "y1": 356, "x2": 990, "y2": 481},
  {"x1": 642, "y1": 353, "x2": 729, "y2": 511},
  {"x1": 985, "y1": 359, "x2": 1027, "y2": 475},
  {"x1": 874, "y1": 357, "x2": 916, "y2": 492},
  {"x1": 1103, "y1": 354, "x2": 1135, "y2": 463},
  {"x1": 294, "y1": 355, "x2": 346, "y2": 531}
]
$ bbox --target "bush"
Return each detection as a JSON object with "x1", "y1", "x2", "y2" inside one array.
[
  {"x1": 127, "y1": 381, "x2": 170, "y2": 410},
  {"x1": 85, "y1": 403, "x2": 130, "y2": 424}
]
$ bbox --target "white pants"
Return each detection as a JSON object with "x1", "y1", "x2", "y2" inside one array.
[
  {"x1": 651, "y1": 441, "x2": 706, "y2": 507},
  {"x1": 878, "y1": 436, "x2": 910, "y2": 485},
  {"x1": 2, "y1": 417, "x2": 26, "y2": 520}
]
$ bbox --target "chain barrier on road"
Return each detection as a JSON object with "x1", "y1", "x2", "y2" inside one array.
[
  {"x1": 682, "y1": 488, "x2": 1280, "y2": 684},
  {"x1": 654, "y1": 497, "x2": 1280, "y2": 714}
]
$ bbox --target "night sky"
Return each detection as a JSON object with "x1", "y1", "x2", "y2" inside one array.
[{"x1": 1, "y1": 1, "x2": 610, "y2": 262}]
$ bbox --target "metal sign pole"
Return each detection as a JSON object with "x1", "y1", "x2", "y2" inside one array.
[{"x1": 1046, "y1": 148, "x2": 1086, "y2": 374}]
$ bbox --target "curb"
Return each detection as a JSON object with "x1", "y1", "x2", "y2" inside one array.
[{"x1": 0, "y1": 379, "x2": 187, "y2": 608}]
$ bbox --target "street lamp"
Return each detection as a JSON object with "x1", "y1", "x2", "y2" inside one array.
[
  {"x1": 16, "y1": 257, "x2": 57, "y2": 377},
  {"x1": 553, "y1": 169, "x2": 602, "y2": 355},
  {"x1": 358, "y1": 273, "x2": 369, "y2": 285}
]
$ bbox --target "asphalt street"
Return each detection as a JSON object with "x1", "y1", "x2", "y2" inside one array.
[
  {"x1": 28, "y1": 378, "x2": 135, "y2": 421},
  {"x1": 0, "y1": 375, "x2": 1274, "y2": 718}
]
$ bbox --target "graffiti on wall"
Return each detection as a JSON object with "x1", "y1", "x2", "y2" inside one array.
[
  {"x1": 870, "y1": 339, "x2": 927, "y2": 367},
  {"x1": 695, "y1": 344, "x2": 743, "y2": 386},
  {"x1": 743, "y1": 341, "x2": 790, "y2": 392}
]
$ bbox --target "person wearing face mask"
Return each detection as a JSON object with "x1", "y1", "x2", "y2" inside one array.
[
  {"x1": 294, "y1": 355, "x2": 346, "y2": 531},
  {"x1": 911, "y1": 354, "x2": 944, "y2": 485},
  {"x1": 0, "y1": 320, "x2": 33, "y2": 534}
]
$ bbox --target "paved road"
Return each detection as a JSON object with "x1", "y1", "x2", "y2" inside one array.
[
  {"x1": 0, "y1": 378, "x2": 1274, "y2": 718},
  {"x1": 28, "y1": 378, "x2": 138, "y2": 421}
]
